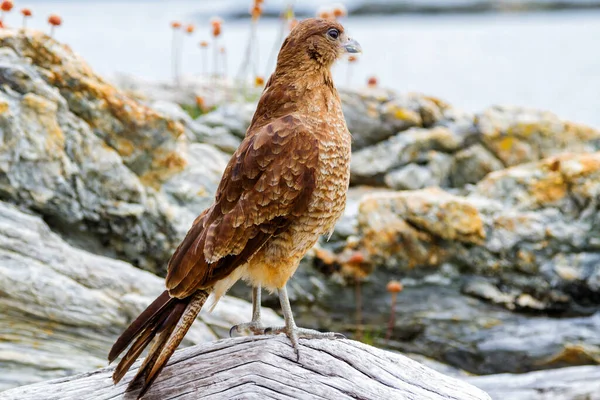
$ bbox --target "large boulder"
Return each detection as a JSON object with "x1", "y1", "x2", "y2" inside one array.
[
  {"x1": 0, "y1": 30, "x2": 230, "y2": 272},
  {"x1": 355, "y1": 152, "x2": 600, "y2": 312}
]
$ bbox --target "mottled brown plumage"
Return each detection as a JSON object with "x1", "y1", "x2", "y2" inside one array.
[{"x1": 108, "y1": 18, "x2": 360, "y2": 398}]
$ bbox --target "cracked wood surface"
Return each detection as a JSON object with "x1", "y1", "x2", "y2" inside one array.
[{"x1": 1, "y1": 336, "x2": 491, "y2": 400}]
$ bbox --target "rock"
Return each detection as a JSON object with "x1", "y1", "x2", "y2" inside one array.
[
  {"x1": 150, "y1": 100, "x2": 242, "y2": 153},
  {"x1": 284, "y1": 265, "x2": 600, "y2": 376},
  {"x1": 351, "y1": 104, "x2": 600, "y2": 189},
  {"x1": 476, "y1": 105, "x2": 600, "y2": 167},
  {"x1": 353, "y1": 152, "x2": 600, "y2": 312},
  {"x1": 197, "y1": 102, "x2": 257, "y2": 139},
  {"x1": 0, "y1": 30, "x2": 230, "y2": 271},
  {"x1": 0, "y1": 200, "x2": 282, "y2": 391},
  {"x1": 448, "y1": 144, "x2": 505, "y2": 187},
  {"x1": 2, "y1": 336, "x2": 492, "y2": 400},
  {"x1": 351, "y1": 126, "x2": 463, "y2": 186},
  {"x1": 467, "y1": 365, "x2": 600, "y2": 400},
  {"x1": 384, "y1": 152, "x2": 453, "y2": 190},
  {"x1": 0, "y1": 30, "x2": 187, "y2": 188},
  {"x1": 340, "y1": 89, "x2": 452, "y2": 150}
]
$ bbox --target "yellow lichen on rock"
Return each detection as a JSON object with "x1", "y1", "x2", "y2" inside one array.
[
  {"x1": 356, "y1": 188, "x2": 485, "y2": 270},
  {"x1": 0, "y1": 29, "x2": 186, "y2": 187},
  {"x1": 0, "y1": 100, "x2": 9, "y2": 114},
  {"x1": 21, "y1": 93, "x2": 64, "y2": 154}
]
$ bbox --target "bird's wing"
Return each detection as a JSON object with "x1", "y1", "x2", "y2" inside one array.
[{"x1": 166, "y1": 114, "x2": 318, "y2": 298}]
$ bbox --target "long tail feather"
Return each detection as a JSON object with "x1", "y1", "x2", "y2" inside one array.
[
  {"x1": 109, "y1": 290, "x2": 172, "y2": 364},
  {"x1": 136, "y1": 290, "x2": 208, "y2": 398},
  {"x1": 108, "y1": 289, "x2": 209, "y2": 398}
]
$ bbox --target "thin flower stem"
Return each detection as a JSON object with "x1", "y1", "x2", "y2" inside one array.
[
  {"x1": 355, "y1": 278, "x2": 363, "y2": 341},
  {"x1": 385, "y1": 293, "x2": 397, "y2": 341}
]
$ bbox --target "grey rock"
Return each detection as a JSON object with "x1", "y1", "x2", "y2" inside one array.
[
  {"x1": 475, "y1": 105, "x2": 600, "y2": 167},
  {"x1": 288, "y1": 268, "x2": 600, "y2": 375},
  {"x1": 340, "y1": 90, "x2": 451, "y2": 150},
  {"x1": 467, "y1": 365, "x2": 600, "y2": 400},
  {"x1": 351, "y1": 104, "x2": 600, "y2": 190},
  {"x1": 0, "y1": 31, "x2": 233, "y2": 272},
  {"x1": 384, "y1": 152, "x2": 453, "y2": 190},
  {"x1": 0, "y1": 200, "x2": 282, "y2": 390},
  {"x1": 197, "y1": 102, "x2": 256, "y2": 139},
  {"x1": 449, "y1": 144, "x2": 505, "y2": 187},
  {"x1": 351, "y1": 126, "x2": 463, "y2": 185},
  {"x1": 151, "y1": 100, "x2": 241, "y2": 153}
]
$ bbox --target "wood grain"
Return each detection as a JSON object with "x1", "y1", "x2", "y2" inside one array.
[{"x1": 1, "y1": 336, "x2": 491, "y2": 400}]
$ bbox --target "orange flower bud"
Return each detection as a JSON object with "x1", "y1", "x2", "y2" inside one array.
[
  {"x1": 250, "y1": 4, "x2": 262, "y2": 20},
  {"x1": 367, "y1": 76, "x2": 378, "y2": 87},
  {"x1": 21, "y1": 8, "x2": 32, "y2": 17},
  {"x1": 199, "y1": 40, "x2": 209, "y2": 48},
  {"x1": 317, "y1": 6, "x2": 333, "y2": 19},
  {"x1": 185, "y1": 24, "x2": 195, "y2": 34},
  {"x1": 210, "y1": 16, "x2": 223, "y2": 37},
  {"x1": 255, "y1": 76, "x2": 265, "y2": 87},
  {"x1": 332, "y1": 3, "x2": 347, "y2": 18},
  {"x1": 386, "y1": 280, "x2": 403, "y2": 293},
  {"x1": 1, "y1": 0, "x2": 13, "y2": 12},
  {"x1": 48, "y1": 14, "x2": 62, "y2": 26},
  {"x1": 171, "y1": 21, "x2": 182, "y2": 29}
]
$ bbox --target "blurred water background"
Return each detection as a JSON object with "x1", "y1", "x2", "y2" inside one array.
[{"x1": 12, "y1": 0, "x2": 600, "y2": 127}]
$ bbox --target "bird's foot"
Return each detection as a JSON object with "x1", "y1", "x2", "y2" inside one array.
[
  {"x1": 229, "y1": 320, "x2": 265, "y2": 337},
  {"x1": 263, "y1": 325, "x2": 345, "y2": 359}
]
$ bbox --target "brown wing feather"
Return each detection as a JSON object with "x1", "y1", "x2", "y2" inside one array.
[{"x1": 165, "y1": 115, "x2": 318, "y2": 298}]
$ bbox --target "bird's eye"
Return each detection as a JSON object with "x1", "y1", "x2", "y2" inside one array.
[{"x1": 327, "y1": 28, "x2": 339, "y2": 40}]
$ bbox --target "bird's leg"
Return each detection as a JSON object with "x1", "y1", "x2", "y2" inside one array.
[
  {"x1": 229, "y1": 285, "x2": 265, "y2": 336},
  {"x1": 264, "y1": 285, "x2": 344, "y2": 358}
]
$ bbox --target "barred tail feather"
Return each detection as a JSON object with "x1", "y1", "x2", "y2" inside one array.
[{"x1": 108, "y1": 290, "x2": 210, "y2": 399}]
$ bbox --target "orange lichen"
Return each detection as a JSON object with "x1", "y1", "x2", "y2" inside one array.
[
  {"x1": 530, "y1": 174, "x2": 567, "y2": 204},
  {"x1": 538, "y1": 343, "x2": 600, "y2": 367}
]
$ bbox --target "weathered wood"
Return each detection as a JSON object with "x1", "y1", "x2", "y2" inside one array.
[{"x1": 1, "y1": 336, "x2": 490, "y2": 400}]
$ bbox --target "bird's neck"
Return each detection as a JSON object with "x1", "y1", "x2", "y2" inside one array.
[{"x1": 248, "y1": 67, "x2": 340, "y2": 131}]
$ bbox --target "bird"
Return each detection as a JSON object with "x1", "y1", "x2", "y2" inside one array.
[{"x1": 108, "y1": 18, "x2": 361, "y2": 398}]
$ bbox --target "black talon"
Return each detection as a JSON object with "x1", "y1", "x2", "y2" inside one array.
[
  {"x1": 334, "y1": 333, "x2": 346, "y2": 339},
  {"x1": 229, "y1": 325, "x2": 237, "y2": 338}
]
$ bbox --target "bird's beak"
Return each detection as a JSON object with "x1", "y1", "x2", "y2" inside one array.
[{"x1": 343, "y1": 38, "x2": 362, "y2": 54}]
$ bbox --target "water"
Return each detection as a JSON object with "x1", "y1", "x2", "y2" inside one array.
[{"x1": 5, "y1": 1, "x2": 600, "y2": 127}]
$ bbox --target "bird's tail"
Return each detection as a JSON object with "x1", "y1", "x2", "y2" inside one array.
[{"x1": 108, "y1": 289, "x2": 210, "y2": 397}]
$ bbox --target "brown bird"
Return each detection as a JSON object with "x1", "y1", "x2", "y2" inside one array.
[{"x1": 108, "y1": 18, "x2": 361, "y2": 398}]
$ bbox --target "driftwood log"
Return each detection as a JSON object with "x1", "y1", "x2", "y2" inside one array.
[{"x1": 1, "y1": 336, "x2": 490, "y2": 400}]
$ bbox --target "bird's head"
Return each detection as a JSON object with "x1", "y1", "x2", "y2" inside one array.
[{"x1": 277, "y1": 18, "x2": 361, "y2": 72}]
